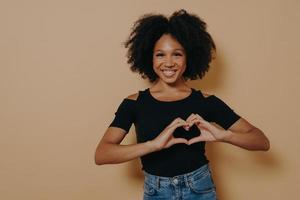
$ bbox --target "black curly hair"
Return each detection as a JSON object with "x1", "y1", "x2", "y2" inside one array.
[{"x1": 124, "y1": 9, "x2": 216, "y2": 83}]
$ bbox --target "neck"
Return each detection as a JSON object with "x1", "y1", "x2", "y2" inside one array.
[{"x1": 151, "y1": 77, "x2": 190, "y2": 92}]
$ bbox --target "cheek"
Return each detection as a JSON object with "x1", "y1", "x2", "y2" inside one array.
[
  {"x1": 152, "y1": 59, "x2": 162, "y2": 70},
  {"x1": 153, "y1": 57, "x2": 161, "y2": 64},
  {"x1": 176, "y1": 56, "x2": 186, "y2": 64},
  {"x1": 178, "y1": 59, "x2": 187, "y2": 68},
  {"x1": 152, "y1": 60, "x2": 160, "y2": 73},
  {"x1": 179, "y1": 59, "x2": 187, "y2": 73}
]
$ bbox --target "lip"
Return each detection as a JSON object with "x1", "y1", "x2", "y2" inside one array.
[
  {"x1": 161, "y1": 69, "x2": 177, "y2": 78},
  {"x1": 161, "y1": 69, "x2": 177, "y2": 72}
]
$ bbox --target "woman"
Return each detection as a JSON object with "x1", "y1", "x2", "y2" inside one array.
[{"x1": 95, "y1": 9, "x2": 270, "y2": 200}]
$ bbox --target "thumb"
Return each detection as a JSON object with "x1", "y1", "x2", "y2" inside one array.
[
  {"x1": 188, "y1": 136, "x2": 206, "y2": 145},
  {"x1": 167, "y1": 138, "x2": 188, "y2": 147}
]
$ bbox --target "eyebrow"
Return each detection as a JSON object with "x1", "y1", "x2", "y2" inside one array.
[{"x1": 155, "y1": 49, "x2": 185, "y2": 52}]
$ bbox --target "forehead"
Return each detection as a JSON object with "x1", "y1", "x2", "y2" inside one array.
[{"x1": 154, "y1": 34, "x2": 184, "y2": 51}]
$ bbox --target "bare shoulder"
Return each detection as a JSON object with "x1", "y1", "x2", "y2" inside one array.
[
  {"x1": 126, "y1": 92, "x2": 139, "y2": 101},
  {"x1": 202, "y1": 92, "x2": 212, "y2": 98}
]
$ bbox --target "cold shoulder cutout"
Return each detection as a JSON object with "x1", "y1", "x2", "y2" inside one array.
[
  {"x1": 202, "y1": 93, "x2": 212, "y2": 98},
  {"x1": 125, "y1": 92, "x2": 139, "y2": 101}
]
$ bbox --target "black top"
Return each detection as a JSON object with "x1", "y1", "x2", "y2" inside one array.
[{"x1": 109, "y1": 88, "x2": 241, "y2": 177}]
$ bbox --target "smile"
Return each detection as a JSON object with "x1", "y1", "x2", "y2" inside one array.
[{"x1": 161, "y1": 69, "x2": 177, "y2": 77}]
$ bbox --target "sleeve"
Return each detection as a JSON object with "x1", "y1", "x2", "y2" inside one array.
[
  {"x1": 207, "y1": 95, "x2": 241, "y2": 130},
  {"x1": 108, "y1": 99, "x2": 136, "y2": 134}
]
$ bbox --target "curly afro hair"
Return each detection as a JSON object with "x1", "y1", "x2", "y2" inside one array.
[{"x1": 124, "y1": 9, "x2": 216, "y2": 83}]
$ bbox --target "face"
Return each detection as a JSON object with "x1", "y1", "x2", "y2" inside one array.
[{"x1": 152, "y1": 34, "x2": 187, "y2": 84}]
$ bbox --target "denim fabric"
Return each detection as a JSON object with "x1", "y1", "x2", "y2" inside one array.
[{"x1": 143, "y1": 164, "x2": 217, "y2": 200}]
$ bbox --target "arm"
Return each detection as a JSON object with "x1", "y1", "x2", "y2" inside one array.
[
  {"x1": 95, "y1": 118, "x2": 189, "y2": 165},
  {"x1": 186, "y1": 114, "x2": 270, "y2": 151},
  {"x1": 94, "y1": 127, "x2": 156, "y2": 165},
  {"x1": 222, "y1": 117, "x2": 270, "y2": 151},
  {"x1": 191, "y1": 94, "x2": 270, "y2": 151},
  {"x1": 95, "y1": 93, "x2": 158, "y2": 165}
]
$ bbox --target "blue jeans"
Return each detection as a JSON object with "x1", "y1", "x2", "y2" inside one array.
[{"x1": 142, "y1": 164, "x2": 217, "y2": 200}]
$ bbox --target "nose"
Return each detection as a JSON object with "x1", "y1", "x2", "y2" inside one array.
[{"x1": 165, "y1": 56, "x2": 175, "y2": 67}]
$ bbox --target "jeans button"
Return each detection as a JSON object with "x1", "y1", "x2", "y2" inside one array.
[{"x1": 173, "y1": 178, "x2": 178, "y2": 185}]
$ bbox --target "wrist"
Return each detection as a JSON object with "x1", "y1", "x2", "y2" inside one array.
[
  {"x1": 145, "y1": 140, "x2": 158, "y2": 152},
  {"x1": 222, "y1": 130, "x2": 234, "y2": 143}
]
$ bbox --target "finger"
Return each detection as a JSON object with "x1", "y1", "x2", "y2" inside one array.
[
  {"x1": 186, "y1": 114, "x2": 204, "y2": 125},
  {"x1": 197, "y1": 121, "x2": 214, "y2": 133},
  {"x1": 169, "y1": 119, "x2": 188, "y2": 131},
  {"x1": 188, "y1": 118, "x2": 203, "y2": 127},
  {"x1": 168, "y1": 118, "x2": 179, "y2": 127},
  {"x1": 183, "y1": 125, "x2": 189, "y2": 131},
  {"x1": 190, "y1": 118, "x2": 211, "y2": 129},
  {"x1": 166, "y1": 138, "x2": 188, "y2": 148},
  {"x1": 188, "y1": 114, "x2": 201, "y2": 125},
  {"x1": 169, "y1": 117, "x2": 185, "y2": 127},
  {"x1": 184, "y1": 114, "x2": 197, "y2": 130},
  {"x1": 195, "y1": 114, "x2": 204, "y2": 120},
  {"x1": 173, "y1": 120, "x2": 189, "y2": 129},
  {"x1": 171, "y1": 138, "x2": 188, "y2": 146},
  {"x1": 198, "y1": 123, "x2": 211, "y2": 132},
  {"x1": 188, "y1": 136, "x2": 206, "y2": 145},
  {"x1": 182, "y1": 116, "x2": 191, "y2": 130},
  {"x1": 185, "y1": 113, "x2": 196, "y2": 123},
  {"x1": 190, "y1": 115, "x2": 207, "y2": 126}
]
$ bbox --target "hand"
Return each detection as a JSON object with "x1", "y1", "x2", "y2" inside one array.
[
  {"x1": 150, "y1": 117, "x2": 189, "y2": 151},
  {"x1": 185, "y1": 113, "x2": 228, "y2": 145}
]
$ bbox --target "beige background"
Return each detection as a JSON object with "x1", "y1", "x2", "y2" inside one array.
[{"x1": 1, "y1": 0, "x2": 299, "y2": 199}]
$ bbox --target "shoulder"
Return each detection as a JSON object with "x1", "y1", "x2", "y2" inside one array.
[
  {"x1": 198, "y1": 89, "x2": 213, "y2": 98},
  {"x1": 202, "y1": 92, "x2": 212, "y2": 98},
  {"x1": 198, "y1": 91, "x2": 223, "y2": 106},
  {"x1": 126, "y1": 92, "x2": 139, "y2": 101}
]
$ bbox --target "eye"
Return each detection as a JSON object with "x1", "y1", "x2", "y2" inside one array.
[
  {"x1": 155, "y1": 53, "x2": 164, "y2": 57},
  {"x1": 174, "y1": 53, "x2": 182, "y2": 56}
]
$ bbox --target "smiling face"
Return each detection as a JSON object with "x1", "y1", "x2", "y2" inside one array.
[{"x1": 152, "y1": 34, "x2": 187, "y2": 85}]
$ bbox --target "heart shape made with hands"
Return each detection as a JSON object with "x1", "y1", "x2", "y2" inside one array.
[
  {"x1": 173, "y1": 116, "x2": 203, "y2": 141},
  {"x1": 171, "y1": 113, "x2": 222, "y2": 144}
]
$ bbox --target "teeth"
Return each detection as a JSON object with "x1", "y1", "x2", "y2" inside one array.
[{"x1": 162, "y1": 70, "x2": 176, "y2": 77}]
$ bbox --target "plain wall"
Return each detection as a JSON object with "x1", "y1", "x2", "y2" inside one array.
[{"x1": 1, "y1": 0, "x2": 299, "y2": 199}]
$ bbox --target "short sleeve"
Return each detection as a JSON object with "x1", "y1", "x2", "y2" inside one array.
[
  {"x1": 206, "y1": 95, "x2": 241, "y2": 130},
  {"x1": 108, "y1": 99, "x2": 136, "y2": 133}
]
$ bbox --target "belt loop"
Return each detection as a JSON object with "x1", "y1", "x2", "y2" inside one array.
[
  {"x1": 184, "y1": 174, "x2": 188, "y2": 188},
  {"x1": 156, "y1": 176, "x2": 160, "y2": 189}
]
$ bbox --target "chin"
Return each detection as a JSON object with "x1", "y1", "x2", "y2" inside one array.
[{"x1": 160, "y1": 76, "x2": 181, "y2": 84}]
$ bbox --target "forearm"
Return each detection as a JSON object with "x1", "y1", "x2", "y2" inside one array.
[
  {"x1": 222, "y1": 127, "x2": 270, "y2": 151},
  {"x1": 95, "y1": 141, "x2": 156, "y2": 165}
]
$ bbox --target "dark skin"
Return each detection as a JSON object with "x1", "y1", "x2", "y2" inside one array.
[{"x1": 95, "y1": 34, "x2": 269, "y2": 165}]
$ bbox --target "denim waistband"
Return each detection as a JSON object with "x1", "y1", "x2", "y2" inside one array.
[{"x1": 143, "y1": 164, "x2": 210, "y2": 187}]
